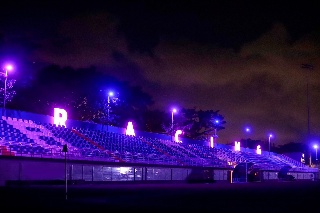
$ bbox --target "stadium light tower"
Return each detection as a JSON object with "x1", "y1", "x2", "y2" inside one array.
[
  {"x1": 268, "y1": 134, "x2": 273, "y2": 156},
  {"x1": 2, "y1": 64, "x2": 13, "y2": 116},
  {"x1": 213, "y1": 119, "x2": 220, "y2": 147},
  {"x1": 107, "y1": 91, "x2": 114, "y2": 131},
  {"x1": 313, "y1": 144, "x2": 318, "y2": 162},
  {"x1": 245, "y1": 127, "x2": 251, "y2": 148},
  {"x1": 171, "y1": 108, "x2": 177, "y2": 141},
  {"x1": 244, "y1": 126, "x2": 251, "y2": 183}
]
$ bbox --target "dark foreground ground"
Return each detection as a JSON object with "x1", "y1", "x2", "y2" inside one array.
[{"x1": 1, "y1": 181, "x2": 320, "y2": 212}]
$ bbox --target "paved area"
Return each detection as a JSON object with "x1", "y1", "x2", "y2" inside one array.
[{"x1": 1, "y1": 181, "x2": 319, "y2": 212}]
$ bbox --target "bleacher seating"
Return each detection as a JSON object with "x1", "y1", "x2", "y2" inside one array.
[{"x1": 0, "y1": 115, "x2": 317, "y2": 174}]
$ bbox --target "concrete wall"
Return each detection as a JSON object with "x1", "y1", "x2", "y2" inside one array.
[
  {"x1": 0, "y1": 156, "x2": 233, "y2": 186},
  {"x1": 0, "y1": 157, "x2": 65, "y2": 186}
]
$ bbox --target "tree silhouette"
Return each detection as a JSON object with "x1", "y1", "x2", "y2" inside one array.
[
  {"x1": 0, "y1": 78, "x2": 16, "y2": 106},
  {"x1": 176, "y1": 107, "x2": 226, "y2": 141},
  {"x1": 10, "y1": 65, "x2": 155, "y2": 129}
]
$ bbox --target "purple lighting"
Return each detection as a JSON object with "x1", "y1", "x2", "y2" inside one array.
[
  {"x1": 171, "y1": 108, "x2": 177, "y2": 141},
  {"x1": 3, "y1": 64, "x2": 14, "y2": 115},
  {"x1": 5, "y1": 65, "x2": 13, "y2": 71},
  {"x1": 268, "y1": 134, "x2": 273, "y2": 156},
  {"x1": 314, "y1": 144, "x2": 318, "y2": 161},
  {"x1": 107, "y1": 91, "x2": 115, "y2": 131}
]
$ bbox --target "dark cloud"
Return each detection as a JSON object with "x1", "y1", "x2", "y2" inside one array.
[{"x1": 1, "y1": 1, "x2": 320, "y2": 146}]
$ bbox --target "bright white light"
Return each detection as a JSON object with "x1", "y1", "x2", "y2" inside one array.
[
  {"x1": 235, "y1": 141, "x2": 240, "y2": 151},
  {"x1": 5, "y1": 65, "x2": 13, "y2": 71},
  {"x1": 174, "y1": 130, "x2": 182, "y2": 143},
  {"x1": 119, "y1": 167, "x2": 130, "y2": 174},
  {"x1": 210, "y1": 136, "x2": 214, "y2": 148},
  {"x1": 256, "y1": 145, "x2": 261, "y2": 154},
  {"x1": 53, "y1": 108, "x2": 67, "y2": 127},
  {"x1": 126, "y1": 121, "x2": 135, "y2": 136}
]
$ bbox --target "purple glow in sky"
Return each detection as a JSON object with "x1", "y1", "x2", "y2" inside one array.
[{"x1": 1, "y1": 1, "x2": 320, "y2": 146}]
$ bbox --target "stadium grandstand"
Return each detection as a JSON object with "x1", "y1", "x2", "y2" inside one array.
[{"x1": 0, "y1": 108, "x2": 318, "y2": 186}]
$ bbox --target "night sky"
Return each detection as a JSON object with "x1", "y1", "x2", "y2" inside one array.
[{"x1": 1, "y1": 1, "x2": 320, "y2": 146}]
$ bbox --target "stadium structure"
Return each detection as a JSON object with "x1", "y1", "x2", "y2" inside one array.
[{"x1": 0, "y1": 108, "x2": 318, "y2": 186}]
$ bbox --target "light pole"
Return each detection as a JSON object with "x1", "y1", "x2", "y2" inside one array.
[
  {"x1": 268, "y1": 134, "x2": 273, "y2": 157},
  {"x1": 107, "y1": 91, "x2": 114, "y2": 131},
  {"x1": 171, "y1": 108, "x2": 176, "y2": 141},
  {"x1": 62, "y1": 144, "x2": 68, "y2": 200},
  {"x1": 313, "y1": 144, "x2": 318, "y2": 162},
  {"x1": 2, "y1": 65, "x2": 13, "y2": 116},
  {"x1": 245, "y1": 127, "x2": 251, "y2": 149},
  {"x1": 244, "y1": 127, "x2": 251, "y2": 183},
  {"x1": 213, "y1": 119, "x2": 220, "y2": 147}
]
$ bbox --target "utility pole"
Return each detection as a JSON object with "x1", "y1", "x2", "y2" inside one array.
[{"x1": 62, "y1": 144, "x2": 68, "y2": 200}]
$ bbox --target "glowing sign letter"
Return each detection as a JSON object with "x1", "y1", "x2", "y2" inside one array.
[
  {"x1": 256, "y1": 145, "x2": 261, "y2": 154},
  {"x1": 54, "y1": 108, "x2": 67, "y2": 127},
  {"x1": 235, "y1": 141, "x2": 240, "y2": 151},
  {"x1": 126, "y1": 121, "x2": 135, "y2": 136},
  {"x1": 210, "y1": 136, "x2": 214, "y2": 148},
  {"x1": 175, "y1": 130, "x2": 182, "y2": 143}
]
